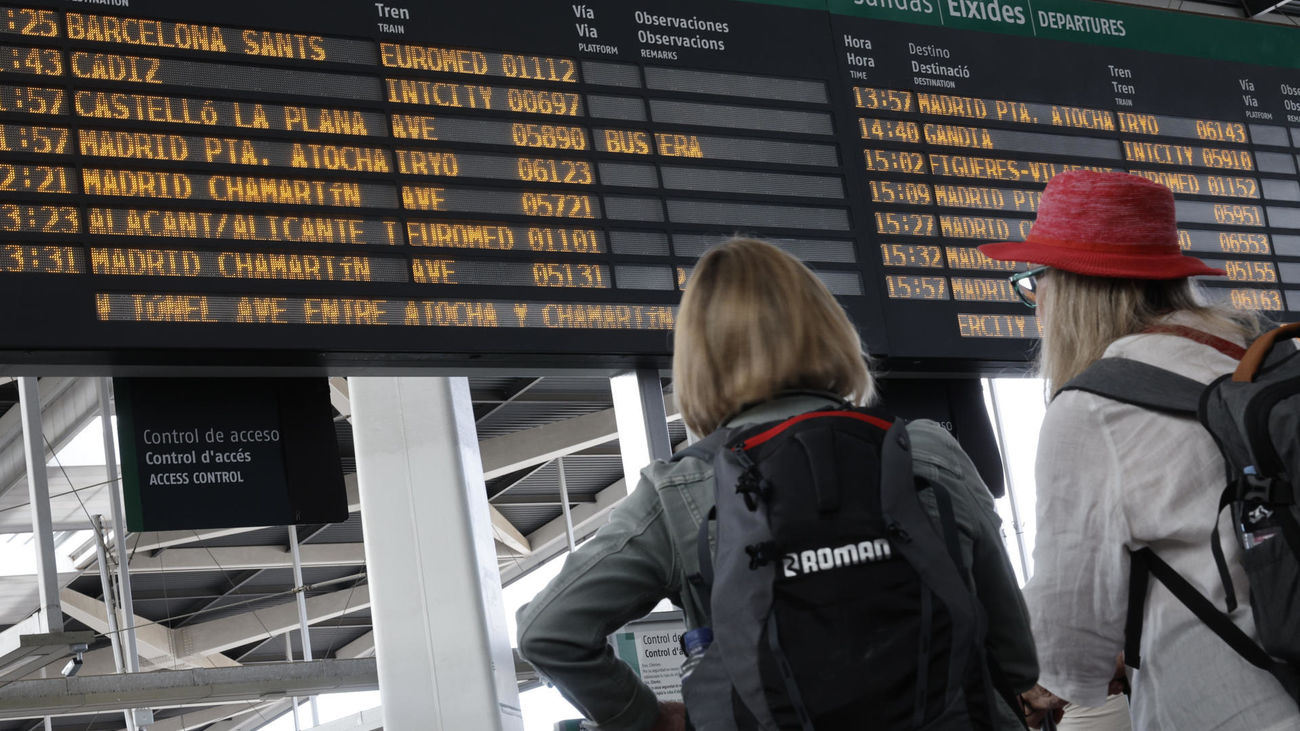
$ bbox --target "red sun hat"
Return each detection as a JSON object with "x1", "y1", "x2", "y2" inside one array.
[{"x1": 978, "y1": 170, "x2": 1225, "y2": 279}]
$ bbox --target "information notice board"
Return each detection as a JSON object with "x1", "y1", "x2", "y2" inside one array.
[
  {"x1": 115, "y1": 377, "x2": 347, "y2": 530},
  {"x1": 0, "y1": 0, "x2": 1296, "y2": 371}
]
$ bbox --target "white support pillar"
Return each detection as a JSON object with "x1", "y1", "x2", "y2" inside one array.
[
  {"x1": 90, "y1": 517, "x2": 124, "y2": 673},
  {"x1": 349, "y1": 377, "x2": 522, "y2": 731},
  {"x1": 18, "y1": 378, "x2": 62, "y2": 635},
  {"x1": 98, "y1": 379, "x2": 141, "y2": 676},
  {"x1": 288, "y1": 635, "x2": 301, "y2": 731},
  {"x1": 19, "y1": 378, "x2": 59, "y2": 731},
  {"x1": 288, "y1": 525, "x2": 320, "y2": 727},
  {"x1": 99, "y1": 379, "x2": 148, "y2": 730},
  {"x1": 556, "y1": 458, "x2": 577, "y2": 553},
  {"x1": 609, "y1": 370, "x2": 671, "y2": 496}
]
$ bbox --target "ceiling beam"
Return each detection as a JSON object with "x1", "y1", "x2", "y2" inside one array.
[
  {"x1": 328, "y1": 377, "x2": 351, "y2": 421},
  {"x1": 334, "y1": 630, "x2": 374, "y2": 660},
  {"x1": 174, "y1": 570, "x2": 262, "y2": 629},
  {"x1": 138, "y1": 702, "x2": 261, "y2": 731},
  {"x1": 490, "y1": 493, "x2": 596, "y2": 506},
  {"x1": 0, "y1": 377, "x2": 100, "y2": 502},
  {"x1": 474, "y1": 377, "x2": 543, "y2": 424},
  {"x1": 0, "y1": 658, "x2": 376, "y2": 720},
  {"x1": 480, "y1": 393, "x2": 677, "y2": 480},
  {"x1": 489, "y1": 505, "x2": 530, "y2": 555},
  {"x1": 479, "y1": 406, "x2": 620, "y2": 480},
  {"x1": 486, "y1": 461, "x2": 550, "y2": 500},
  {"x1": 498, "y1": 435, "x2": 689, "y2": 584},
  {"x1": 312, "y1": 706, "x2": 383, "y2": 731},
  {"x1": 500, "y1": 477, "x2": 627, "y2": 584},
  {"x1": 125, "y1": 543, "x2": 366, "y2": 574},
  {"x1": 59, "y1": 587, "x2": 173, "y2": 664},
  {"x1": 174, "y1": 583, "x2": 370, "y2": 660},
  {"x1": 58, "y1": 588, "x2": 238, "y2": 669},
  {"x1": 201, "y1": 699, "x2": 297, "y2": 731}
]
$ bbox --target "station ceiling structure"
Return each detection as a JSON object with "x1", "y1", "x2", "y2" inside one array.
[
  {"x1": 0, "y1": 374, "x2": 683, "y2": 731},
  {"x1": 0, "y1": 0, "x2": 1294, "y2": 727}
]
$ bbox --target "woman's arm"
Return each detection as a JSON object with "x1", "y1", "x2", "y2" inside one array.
[
  {"x1": 517, "y1": 478, "x2": 681, "y2": 731},
  {"x1": 1024, "y1": 393, "x2": 1131, "y2": 708}
]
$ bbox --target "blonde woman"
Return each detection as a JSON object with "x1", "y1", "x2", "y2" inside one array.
[
  {"x1": 517, "y1": 237, "x2": 1037, "y2": 730},
  {"x1": 979, "y1": 170, "x2": 1297, "y2": 730}
]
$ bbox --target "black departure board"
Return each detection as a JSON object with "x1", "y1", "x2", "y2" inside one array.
[{"x1": 0, "y1": 0, "x2": 1297, "y2": 370}]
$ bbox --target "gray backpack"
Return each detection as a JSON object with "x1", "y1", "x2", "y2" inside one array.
[
  {"x1": 667, "y1": 402, "x2": 1019, "y2": 730},
  {"x1": 1061, "y1": 323, "x2": 1300, "y2": 705}
]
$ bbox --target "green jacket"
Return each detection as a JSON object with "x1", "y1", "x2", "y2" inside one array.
[{"x1": 517, "y1": 394, "x2": 1038, "y2": 731}]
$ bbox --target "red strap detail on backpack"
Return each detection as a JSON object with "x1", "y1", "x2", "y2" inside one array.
[
  {"x1": 1142, "y1": 324, "x2": 1247, "y2": 360},
  {"x1": 739, "y1": 410, "x2": 893, "y2": 451}
]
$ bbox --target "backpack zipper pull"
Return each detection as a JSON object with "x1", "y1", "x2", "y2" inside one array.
[{"x1": 731, "y1": 447, "x2": 765, "y2": 511}]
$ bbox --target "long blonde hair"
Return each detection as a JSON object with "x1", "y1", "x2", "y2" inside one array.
[
  {"x1": 673, "y1": 237, "x2": 874, "y2": 436},
  {"x1": 1037, "y1": 270, "x2": 1264, "y2": 394}
]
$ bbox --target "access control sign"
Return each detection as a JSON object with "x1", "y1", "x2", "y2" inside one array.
[{"x1": 115, "y1": 377, "x2": 348, "y2": 531}]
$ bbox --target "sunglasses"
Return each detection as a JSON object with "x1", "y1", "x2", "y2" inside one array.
[{"x1": 1008, "y1": 265, "x2": 1050, "y2": 308}]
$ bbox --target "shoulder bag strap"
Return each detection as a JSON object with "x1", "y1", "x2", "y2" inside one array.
[
  {"x1": 1126, "y1": 548, "x2": 1300, "y2": 701},
  {"x1": 1059, "y1": 358, "x2": 1204, "y2": 416}
]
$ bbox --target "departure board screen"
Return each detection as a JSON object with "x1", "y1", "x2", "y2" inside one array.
[{"x1": 0, "y1": 0, "x2": 1297, "y2": 370}]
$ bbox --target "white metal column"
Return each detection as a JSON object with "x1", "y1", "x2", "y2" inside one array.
[
  {"x1": 98, "y1": 379, "x2": 141, "y2": 675},
  {"x1": 288, "y1": 524, "x2": 320, "y2": 726},
  {"x1": 19, "y1": 378, "x2": 62, "y2": 635},
  {"x1": 19, "y1": 378, "x2": 60, "y2": 731},
  {"x1": 349, "y1": 377, "x2": 522, "y2": 731},
  {"x1": 609, "y1": 370, "x2": 671, "y2": 495},
  {"x1": 97, "y1": 378, "x2": 149, "y2": 730}
]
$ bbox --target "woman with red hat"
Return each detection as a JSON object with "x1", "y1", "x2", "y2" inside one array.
[{"x1": 978, "y1": 170, "x2": 1298, "y2": 730}]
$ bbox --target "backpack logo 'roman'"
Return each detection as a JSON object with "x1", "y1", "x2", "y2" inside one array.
[{"x1": 782, "y1": 538, "x2": 893, "y2": 577}]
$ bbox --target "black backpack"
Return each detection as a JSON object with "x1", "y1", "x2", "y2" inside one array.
[
  {"x1": 668, "y1": 401, "x2": 1017, "y2": 730},
  {"x1": 1061, "y1": 322, "x2": 1300, "y2": 705}
]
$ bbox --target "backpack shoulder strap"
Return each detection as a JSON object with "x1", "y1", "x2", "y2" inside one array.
[
  {"x1": 1126, "y1": 548, "x2": 1300, "y2": 701},
  {"x1": 1068, "y1": 358, "x2": 1246, "y2": 613},
  {"x1": 1059, "y1": 358, "x2": 1204, "y2": 417},
  {"x1": 658, "y1": 429, "x2": 734, "y2": 614},
  {"x1": 881, "y1": 420, "x2": 982, "y2": 714}
]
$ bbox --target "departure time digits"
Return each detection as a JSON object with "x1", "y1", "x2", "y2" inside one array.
[
  {"x1": 0, "y1": 124, "x2": 66, "y2": 154},
  {"x1": 886, "y1": 275, "x2": 948, "y2": 300},
  {"x1": 0, "y1": 204, "x2": 79, "y2": 233},
  {"x1": 853, "y1": 87, "x2": 913, "y2": 112},
  {"x1": 0, "y1": 244, "x2": 80, "y2": 273},
  {"x1": 0, "y1": 85, "x2": 62, "y2": 114},
  {"x1": 879, "y1": 243, "x2": 943, "y2": 267},
  {"x1": 0, "y1": 44, "x2": 60, "y2": 75},
  {"x1": 860, "y1": 118, "x2": 920, "y2": 143},
  {"x1": 0, "y1": 163, "x2": 72, "y2": 193},
  {"x1": 868, "y1": 180, "x2": 932, "y2": 205},
  {"x1": 1, "y1": 8, "x2": 58, "y2": 38}
]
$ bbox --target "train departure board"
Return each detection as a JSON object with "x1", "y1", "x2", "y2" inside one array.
[{"x1": 0, "y1": 0, "x2": 1297, "y2": 371}]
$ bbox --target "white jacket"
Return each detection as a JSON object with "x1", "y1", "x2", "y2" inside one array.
[{"x1": 1025, "y1": 312, "x2": 1299, "y2": 730}]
